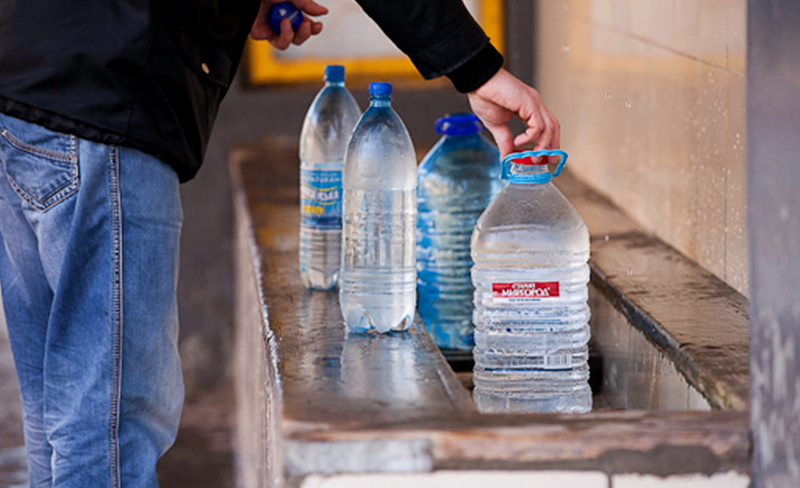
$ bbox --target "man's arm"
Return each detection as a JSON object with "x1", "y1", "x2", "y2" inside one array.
[
  {"x1": 354, "y1": 0, "x2": 560, "y2": 157},
  {"x1": 248, "y1": 0, "x2": 560, "y2": 156}
]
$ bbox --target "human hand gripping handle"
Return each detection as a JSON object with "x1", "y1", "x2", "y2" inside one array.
[
  {"x1": 250, "y1": 0, "x2": 329, "y2": 50},
  {"x1": 467, "y1": 68, "x2": 561, "y2": 159}
]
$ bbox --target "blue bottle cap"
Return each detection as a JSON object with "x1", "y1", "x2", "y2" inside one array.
[
  {"x1": 267, "y1": 2, "x2": 304, "y2": 33},
  {"x1": 324, "y1": 65, "x2": 345, "y2": 82},
  {"x1": 369, "y1": 82, "x2": 393, "y2": 96},
  {"x1": 435, "y1": 113, "x2": 483, "y2": 136}
]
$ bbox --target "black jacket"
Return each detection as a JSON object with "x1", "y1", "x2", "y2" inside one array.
[{"x1": 0, "y1": 1, "x2": 502, "y2": 182}]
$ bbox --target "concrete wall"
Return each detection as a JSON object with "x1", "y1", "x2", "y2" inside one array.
[{"x1": 533, "y1": 0, "x2": 748, "y2": 296}]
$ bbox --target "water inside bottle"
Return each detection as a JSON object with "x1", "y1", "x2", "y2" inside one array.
[
  {"x1": 416, "y1": 114, "x2": 501, "y2": 350},
  {"x1": 340, "y1": 188, "x2": 416, "y2": 333}
]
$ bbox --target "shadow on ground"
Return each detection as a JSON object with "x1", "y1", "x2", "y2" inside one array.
[{"x1": 157, "y1": 384, "x2": 236, "y2": 488}]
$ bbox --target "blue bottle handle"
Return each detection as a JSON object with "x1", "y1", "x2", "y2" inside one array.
[{"x1": 501, "y1": 149, "x2": 569, "y2": 181}]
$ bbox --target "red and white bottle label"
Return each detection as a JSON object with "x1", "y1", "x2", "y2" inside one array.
[{"x1": 492, "y1": 281, "x2": 560, "y2": 303}]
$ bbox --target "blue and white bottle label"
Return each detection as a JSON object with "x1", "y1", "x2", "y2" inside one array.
[{"x1": 301, "y1": 167, "x2": 342, "y2": 229}]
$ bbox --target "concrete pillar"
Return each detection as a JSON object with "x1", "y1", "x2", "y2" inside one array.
[{"x1": 748, "y1": 1, "x2": 800, "y2": 486}]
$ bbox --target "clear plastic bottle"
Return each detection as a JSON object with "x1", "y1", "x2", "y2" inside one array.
[
  {"x1": 299, "y1": 65, "x2": 362, "y2": 290},
  {"x1": 470, "y1": 150, "x2": 592, "y2": 413},
  {"x1": 417, "y1": 114, "x2": 502, "y2": 350},
  {"x1": 340, "y1": 82, "x2": 417, "y2": 333}
]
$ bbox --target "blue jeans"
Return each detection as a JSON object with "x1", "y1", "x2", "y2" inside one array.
[{"x1": 0, "y1": 113, "x2": 184, "y2": 487}]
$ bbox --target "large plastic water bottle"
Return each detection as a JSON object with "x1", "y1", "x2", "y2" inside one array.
[
  {"x1": 299, "y1": 65, "x2": 361, "y2": 290},
  {"x1": 470, "y1": 150, "x2": 592, "y2": 413},
  {"x1": 340, "y1": 82, "x2": 417, "y2": 333},
  {"x1": 417, "y1": 114, "x2": 502, "y2": 350}
]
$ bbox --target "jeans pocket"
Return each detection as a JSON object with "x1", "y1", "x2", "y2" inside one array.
[{"x1": 0, "y1": 117, "x2": 79, "y2": 212}]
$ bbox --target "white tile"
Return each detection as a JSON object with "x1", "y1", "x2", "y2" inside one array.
[
  {"x1": 613, "y1": 472, "x2": 749, "y2": 488},
  {"x1": 302, "y1": 470, "x2": 609, "y2": 488}
]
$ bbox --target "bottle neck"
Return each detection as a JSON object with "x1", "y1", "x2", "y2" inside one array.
[
  {"x1": 369, "y1": 95, "x2": 391, "y2": 108},
  {"x1": 325, "y1": 80, "x2": 345, "y2": 87},
  {"x1": 508, "y1": 163, "x2": 551, "y2": 185},
  {"x1": 442, "y1": 131, "x2": 480, "y2": 139}
]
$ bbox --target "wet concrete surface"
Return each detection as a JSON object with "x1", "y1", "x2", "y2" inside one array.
[{"x1": 0, "y1": 322, "x2": 236, "y2": 488}]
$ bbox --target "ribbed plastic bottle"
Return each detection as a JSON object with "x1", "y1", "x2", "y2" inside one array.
[
  {"x1": 417, "y1": 114, "x2": 502, "y2": 350},
  {"x1": 299, "y1": 65, "x2": 362, "y2": 290},
  {"x1": 470, "y1": 150, "x2": 592, "y2": 413},
  {"x1": 340, "y1": 82, "x2": 417, "y2": 333}
]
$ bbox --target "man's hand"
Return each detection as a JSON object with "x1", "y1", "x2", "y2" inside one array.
[
  {"x1": 250, "y1": 0, "x2": 329, "y2": 51},
  {"x1": 467, "y1": 68, "x2": 561, "y2": 158}
]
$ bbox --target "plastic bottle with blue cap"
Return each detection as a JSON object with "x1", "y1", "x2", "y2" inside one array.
[
  {"x1": 416, "y1": 113, "x2": 502, "y2": 351},
  {"x1": 340, "y1": 82, "x2": 417, "y2": 333},
  {"x1": 299, "y1": 65, "x2": 361, "y2": 289},
  {"x1": 470, "y1": 150, "x2": 592, "y2": 413}
]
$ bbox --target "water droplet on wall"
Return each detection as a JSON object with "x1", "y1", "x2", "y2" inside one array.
[{"x1": 780, "y1": 205, "x2": 790, "y2": 221}]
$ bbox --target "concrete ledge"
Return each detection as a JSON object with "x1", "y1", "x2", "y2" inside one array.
[
  {"x1": 231, "y1": 138, "x2": 750, "y2": 487},
  {"x1": 555, "y1": 172, "x2": 750, "y2": 410}
]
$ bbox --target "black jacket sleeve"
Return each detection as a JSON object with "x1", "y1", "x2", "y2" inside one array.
[{"x1": 354, "y1": 0, "x2": 504, "y2": 93}]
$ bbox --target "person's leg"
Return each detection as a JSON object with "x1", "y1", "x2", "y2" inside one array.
[
  {"x1": 0, "y1": 115, "x2": 64, "y2": 486},
  {"x1": 0, "y1": 113, "x2": 183, "y2": 487},
  {"x1": 115, "y1": 145, "x2": 184, "y2": 487}
]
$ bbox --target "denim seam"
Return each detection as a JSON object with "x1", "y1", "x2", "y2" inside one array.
[
  {"x1": 0, "y1": 128, "x2": 75, "y2": 162},
  {"x1": 5, "y1": 173, "x2": 78, "y2": 212},
  {"x1": 108, "y1": 145, "x2": 123, "y2": 488},
  {"x1": 2, "y1": 132, "x2": 80, "y2": 211}
]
